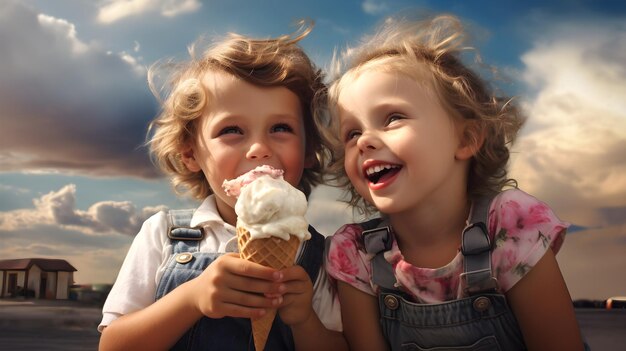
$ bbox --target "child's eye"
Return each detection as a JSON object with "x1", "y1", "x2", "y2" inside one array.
[
  {"x1": 218, "y1": 126, "x2": 243, "y2": 135},
  {"x1": 345, "y1": 129, "x2": 361, "y2": 142},
  {"x1": 386, "y1": 113, "x2": 405, "y2": 125},
  {"x1": 271, "y1": 123, "x2": 294, "y2": 133}
]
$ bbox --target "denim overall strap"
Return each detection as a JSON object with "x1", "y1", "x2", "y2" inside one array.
[
  {"x1": 361, "y1": 218, "x2": 398, "y2": 290},
  {"x1": 155, "y1": 209, "x2": 207, "y2": 301},
  {"x1": 167, "y1": 209, "x2": 204, "y2": 255},
  {"x1": 461, "y1": 195, "x2": 498, "y2": 296}
]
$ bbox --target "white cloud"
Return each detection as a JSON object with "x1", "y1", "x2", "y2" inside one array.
[
  {"x1": 34, "y1": 184, "x2": 101, "y2": 228},
  {"x1": 97, "y1": 0, "x2": 201, "y2": 24},
  {"x1": 362, "y1": 0, "x2": 388, "y2": 15},
  {"x1": 162, "y1": 0, "x2": 201, "y2": 17},
  {"x1": 118, "y1": 51, "x2": 146, "y2": 75},
  {"x1": 510, "y1": 19, "x2": 626, "y2": 227},
  {"x1": 0, "y1": 184, "x2": 166, "y2": 236},
  {"x1": 37, "y1": 14, "x2": 88, "y2": 54}
]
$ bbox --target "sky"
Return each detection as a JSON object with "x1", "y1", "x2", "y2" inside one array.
[{"x1": 0, "y1": 0, "x2": 624, "y2": 301}]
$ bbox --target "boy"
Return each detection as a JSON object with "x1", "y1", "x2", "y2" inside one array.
[{"x1": 99, "y1": 25, "x2": 344, "y2": 351}]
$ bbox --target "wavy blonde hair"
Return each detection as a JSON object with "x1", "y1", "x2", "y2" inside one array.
[
  {"x1": 325, "y1": 14, "x2": 525, "y2": 213},
  {"x1": 147, "y1": 22, "x2": 331, "y2": 199}
]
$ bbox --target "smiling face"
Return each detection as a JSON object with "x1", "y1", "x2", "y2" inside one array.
[
  {"x1": 337, "y1": 69, "x2": 473, "y2": 215},
  {"x1": 181, "y1": 71, "x2": 308, "y2": 225}
]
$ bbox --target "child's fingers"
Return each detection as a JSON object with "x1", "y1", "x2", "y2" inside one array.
[
  {"x1": 219, "y1": 302, "x2": 268, "y2": 320},
  {"x1": 279, "y1": 278, "x2": 309, "y2": 294},
  {"x1": 264, "y1": 292, "x2": 282, "y2": 299},
  {"x1": 278, "y1": 265, "x2": 308, "y2": 282},
  {"x1": 222, "y1": 288, "x2": 282, "y2": 308},
  {"x1": 199, "y1": 286, "x2": 281, "y2": 318},
  {"x1": 278, "y1": 265, "x2": 312, "y2": 293},
  {"x1": 275, "y1": 290, "x2": 314, "y2": 326},
  {"x1": 278, "y1": 292, "x2": 298, "y2": 307},
  {"x1": 220, "y1": 253, "x2": 283, "y2": 281},
  {"x1": 221, "y1": 273, "x2": 286, "y2": 295}
]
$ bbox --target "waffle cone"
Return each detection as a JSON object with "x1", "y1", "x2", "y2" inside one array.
[{"x1": 237, "y1": 227, "x2": 300, "y2": 351}]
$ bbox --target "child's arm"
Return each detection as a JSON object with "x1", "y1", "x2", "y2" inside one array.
[
  {"x1": 276, "y1": 265, "x2": 348, "y2": 351},
  {"x1": 99, "y1": 253, "x2": 284, "y2": 351},
  {"x1": 506, "y1": 248, "x2": 585, "y2": 351},
  {"x1": 337, "y1": 281, "x2": 389, "y2": 351}
]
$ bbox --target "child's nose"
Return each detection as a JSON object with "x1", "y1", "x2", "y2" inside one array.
[
  {"x1": 356, "y1": 131, "x2": 381, "y2": 152},
  {"x1": 246, "y1": 141, "x2": 272, "y2": 159}
]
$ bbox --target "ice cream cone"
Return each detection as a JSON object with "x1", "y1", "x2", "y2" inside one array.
[
  {"x1": 237, "y1": 226, "x2": 299, "y2": 351},
  {"x1": 224, "y1": 166, "x2": 310, "y2": 350}
]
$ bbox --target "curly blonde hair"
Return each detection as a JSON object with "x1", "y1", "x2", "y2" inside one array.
[
  {"x1": 147, "y1": 22, "x2": 331, "y2": 200},
  {"x1": 325, "y1": 14, "x2": 525, "y2": 213}
]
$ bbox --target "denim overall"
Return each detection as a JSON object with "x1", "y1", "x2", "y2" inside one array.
[
  {"x1": 155, "y1": 209, "x2": 324, "y2": 351},
  {"x1": 361, "y1": 196, "x2": 527, "y2": 351}
]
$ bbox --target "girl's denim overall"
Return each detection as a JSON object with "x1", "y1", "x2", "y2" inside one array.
[
  {"x1": 361, "y1": 196, "x2": 527, "y2": 351},
  {"x1": 155, "y1": 210, "x2": 324, "y2": 351}
]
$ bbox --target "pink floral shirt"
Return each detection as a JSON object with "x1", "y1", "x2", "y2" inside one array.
[{"x1": 325, "y1": 189, "x2": 569, "y2": 303}]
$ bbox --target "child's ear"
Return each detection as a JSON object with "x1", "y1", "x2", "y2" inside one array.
[
  {"x1": 180, "y1": 145, "x2": 202, "y2": 172},
  {"x1": 455, "y1": 121, "x2": 485, "y2": 161}
]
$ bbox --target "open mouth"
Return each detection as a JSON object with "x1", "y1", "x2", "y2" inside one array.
[{"x1": 364, "y1": 164, "x2": 401, "y2": 184}]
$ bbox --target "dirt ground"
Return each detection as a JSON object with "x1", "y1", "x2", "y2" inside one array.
[
  {"x1": 0, "y1": 299, "x2": 101, "y2": 351},
  {"x1": 1, "y1": 298, "x2": 625, "y2": 350}
]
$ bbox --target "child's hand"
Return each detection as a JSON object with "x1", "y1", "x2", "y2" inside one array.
[
  {"x1": 273, "y1": 265, "x2": 314, "y2": 326},
  {"x1": 187, "y1": 253, "x2": 284, "y2": 320}
]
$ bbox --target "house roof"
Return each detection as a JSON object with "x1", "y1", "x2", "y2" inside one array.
[{"x1": 0, "y1": 258, "x2": 77, "y2": 272}]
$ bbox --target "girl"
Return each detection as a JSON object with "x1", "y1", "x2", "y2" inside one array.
[
  {"x1": 324, "y1": 15, "x2": 586, "y2": 350},
  {"x1": 99, "y1": 23, "x2": 345, "y2": 350}
]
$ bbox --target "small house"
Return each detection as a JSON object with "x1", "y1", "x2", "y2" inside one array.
[{"x1": 0, "y1": 258, "x2": 77, "y2": 300}]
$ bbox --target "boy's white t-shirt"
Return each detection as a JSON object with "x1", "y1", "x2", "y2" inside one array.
[{"x1": 99, "y1": 195, "x2": 341, "y2": 332}]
